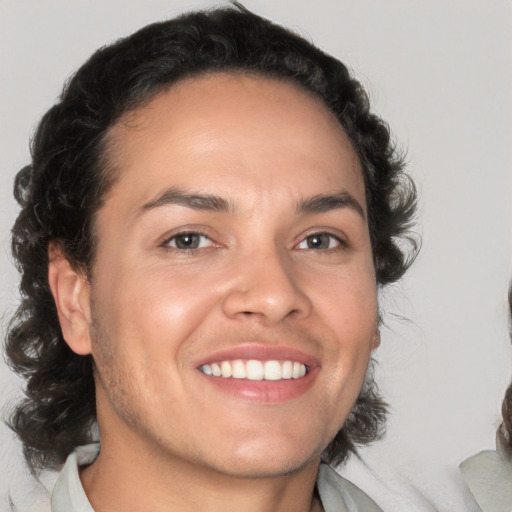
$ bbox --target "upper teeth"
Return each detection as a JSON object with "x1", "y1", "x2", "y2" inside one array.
[{"x1": 200, "y1": 360, "x2": 307, "y2": 380}]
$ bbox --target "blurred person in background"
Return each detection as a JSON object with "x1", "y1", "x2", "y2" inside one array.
[{"x1": 460, "y1": 285, "x2": 512, "y2": 512}]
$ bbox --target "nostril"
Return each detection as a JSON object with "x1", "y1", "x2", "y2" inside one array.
[{"x1": 221, "y1": 277, "x2": 312, "y2": 324}]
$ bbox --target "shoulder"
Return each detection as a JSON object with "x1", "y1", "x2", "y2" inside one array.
[
  {"x1": 317, "y1": 463, "x2": 383, "y2": 512},
  {"x1": 460, "y1": 447, "x2": 512, "y2": 512},
  {"x1": 51, "y1": 444, "x2": 99, "y2": 512}
]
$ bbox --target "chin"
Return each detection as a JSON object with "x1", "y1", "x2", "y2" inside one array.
[{"x1": 205, "y1": 439, "x2": 324, "y2": 479}]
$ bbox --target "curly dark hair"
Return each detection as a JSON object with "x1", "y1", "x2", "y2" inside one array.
[
  {"x1": 497, "y1": 285, "x2": 512, "y2": 454},
  {"x1": 5, "y1": 4, "x2": 418, "y2": 474}
]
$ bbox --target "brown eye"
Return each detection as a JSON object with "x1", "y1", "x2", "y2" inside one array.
[
  {"x1": 297, "y1": 233, "x2": 341, "y2": 250},
  {"x1": 165, "y1": 233, "x2": 213, "y2": 250}
]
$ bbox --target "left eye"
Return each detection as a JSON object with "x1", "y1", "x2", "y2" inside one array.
[
  {"x1": 297, "y1": 233, "x2": 341, "y2": 250},
  {"x1": 164, "y1": 233, "x2": 213, "y2": 250}
]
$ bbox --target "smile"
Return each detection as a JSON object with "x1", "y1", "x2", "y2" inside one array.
[{"x1": 199, "y1": 360, "x2": 308, "y2": 381}]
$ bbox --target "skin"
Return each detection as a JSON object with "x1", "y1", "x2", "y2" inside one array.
[{"x1": 49, "y1": 73, "x2": 379, "y2": 512}]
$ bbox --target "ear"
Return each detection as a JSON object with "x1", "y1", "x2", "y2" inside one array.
[
  {"x1": 371, "y1": 329, "x2": 381, "y2": 351},
  {"x1": 48, "y1": 244, "x2": 92, "y2": 355}
]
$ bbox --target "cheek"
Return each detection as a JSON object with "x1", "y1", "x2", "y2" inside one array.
[
  {"x1": 94, "y1": 262, "x2": 224, "y2": 358},
  {"x1": 307, "y1": 263, "x2": 377, "y2": 337},
  {"x1": 307, "y1": 264, "x2": 377, "y2": 388}
]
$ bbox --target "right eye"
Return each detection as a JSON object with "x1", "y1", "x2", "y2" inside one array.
[
  {"x1": 296, "y1": 232, "x2": 344, "y2": 251},
  {"x1": 163, "y1": 232, "x2": 214, "y2": 251}
]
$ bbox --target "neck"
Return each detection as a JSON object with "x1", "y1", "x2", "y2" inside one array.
[{"x1": 80, "y1": 429, "x2": 323, "y2": 512}]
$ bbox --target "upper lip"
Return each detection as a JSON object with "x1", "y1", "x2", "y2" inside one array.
[{"x1": 194, "y1": 343, "x2": 320, "y2": 368}]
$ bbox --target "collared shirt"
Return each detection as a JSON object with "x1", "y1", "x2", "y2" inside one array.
[
  {"x1": 460, "y1": 437, "x2": 512, "y2": 512},
  {"x1": 51, "y1": 444, "x2": 383, "y2": 512}
]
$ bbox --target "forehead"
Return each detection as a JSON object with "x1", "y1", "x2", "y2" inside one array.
[{"x1": 103, "y1": 72, "x2": 365, "y2": 210}]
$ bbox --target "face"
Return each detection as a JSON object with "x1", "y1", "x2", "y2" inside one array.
[{"x1": 74, "y1": 74, "x2": 378, "y2": 477}]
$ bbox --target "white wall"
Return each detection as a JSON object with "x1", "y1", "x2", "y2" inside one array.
[{"x1": 1, "y1": 1, "x2": 511, "y2": 511}]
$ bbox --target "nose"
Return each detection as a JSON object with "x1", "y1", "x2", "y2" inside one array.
[{"x1": 222, "y1": 249, "x2": 313, "y2": 325}]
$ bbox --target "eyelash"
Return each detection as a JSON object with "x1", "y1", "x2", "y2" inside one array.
[
  {"x1": 296, "y1": 232, "x2": 346, "y2": 251},
  {"x1": 161, "y1": 230, "x2": 345, "y2": 253},
  {"x1": 161, "y1": 231, "x2": 214, "y2": 251}
]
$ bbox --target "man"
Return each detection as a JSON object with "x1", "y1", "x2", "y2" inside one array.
[{"x1": 5, "y1": 5, "x2": 417, "y2": 511}]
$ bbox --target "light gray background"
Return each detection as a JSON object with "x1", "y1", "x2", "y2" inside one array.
[{"x1": 1, "y1": 1, "x2": 511, "y2": 511}]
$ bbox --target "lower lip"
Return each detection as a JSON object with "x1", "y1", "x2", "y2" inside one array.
[{"x1": 197, "y1": 366, "x2": 319, "y2": 403}]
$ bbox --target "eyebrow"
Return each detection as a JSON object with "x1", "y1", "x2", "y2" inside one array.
[
  {"x1": 141, "y1": 188, "x2": 231, "y2": 213},
  {"x1": 140, "y1": 187, "x2": 365, "y2": 219},
  {"x1": 297, "y1": 191, "x2": 366, "y2": 219}
]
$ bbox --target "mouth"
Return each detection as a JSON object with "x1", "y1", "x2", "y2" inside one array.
[
  {"x1": 199, "y1": 359, "x2": 308, "y2": 381},
  {"x1": 195, "y1": 345, "x2": 318, "y2": 403}
]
